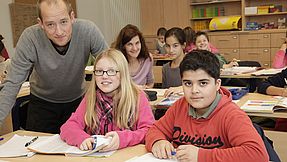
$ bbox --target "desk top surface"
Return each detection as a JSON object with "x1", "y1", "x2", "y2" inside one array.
[
  {"x1": 0, "y1": 130, "x2": 147, "y2": 162},
  {"x1": 150, "y1": 89, "x2": 287, "y2": 119}
]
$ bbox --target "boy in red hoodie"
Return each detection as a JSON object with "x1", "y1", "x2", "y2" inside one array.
[{"x1": 145, "y1": 50, "x2": 268, "y2": 162}]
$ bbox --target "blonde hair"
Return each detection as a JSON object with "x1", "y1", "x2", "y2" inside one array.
[{"x1": 85, "y1": 49, "x2": 140, "y2": 132}]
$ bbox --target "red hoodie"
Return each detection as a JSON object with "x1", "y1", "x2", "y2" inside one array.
[{"x1": 145, "y1": 87, "x2": 268, "y2": 162}]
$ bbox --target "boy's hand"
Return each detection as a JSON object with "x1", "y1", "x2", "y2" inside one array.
[
  {"x1": 176, "y1": 145, "x2": 199, "y2": 162},
  {"x1": 100, "y1": 131, "x2": 119, "y2": 152},
  {"x1": 79, "y1": 137, "x2": 94, "y2": 150},
  {"x1": 151, "y1": 140, "x2": 175, "y2": 159}
]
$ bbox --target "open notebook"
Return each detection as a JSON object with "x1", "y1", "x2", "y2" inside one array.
[
  {"x1": 240, "y1": 98, "x2": 287, "y2": 113},
  {"x1": 0, "y1": 134, "x2": 49, "y2": 158},
  {"x1": 27, "y1": 134, "x2": 114, "y2": 157},
  {"x1": 250, "y1": 68, "x2": 284, "y2": 76},
  {"x1": 155, "y1": 95, "x2": 182, "y2": 109},
  {"x1": 220, "y1": 66, "x2": 261, "y2": 75}
]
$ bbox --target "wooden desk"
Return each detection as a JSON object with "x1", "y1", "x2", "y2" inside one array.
[
  {"x1": 220, "y1": 73, "x2": 268, "y2": 79},
  {"x1": 150, "y1": 89, "x2": 287, "y2": 119},
  {"x1": 0, "y1": 130, "x2": 147, "y2": 162},
  {"x1": 152, "y1": 54, "x2": 174, "y2": 61},
  {"x1": 2, "y1": 130, "x2": 284, "y2": 162}
]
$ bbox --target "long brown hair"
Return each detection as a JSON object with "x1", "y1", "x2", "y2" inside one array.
[{"x1": 114, "y1": 24, "x2": 151, "y2": 62}]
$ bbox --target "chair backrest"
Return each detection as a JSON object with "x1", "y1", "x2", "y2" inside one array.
[
  {"x1": 153, "y1": 66, "x2": 162, "y2": 84},
  {"x1": 238, "y1": 61, "x2": 261, "y2": 67},
  {"x1": 253, "y1": 123, "x2": 281, "y2": 162}
]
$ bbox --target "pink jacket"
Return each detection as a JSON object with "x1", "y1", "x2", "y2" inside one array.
[
  {"x1": 272, "y1": 50, "x2": 287, "y2": 69},
  {"x1": 60, "y1": 91, "x2": 155, "y2": 149}
]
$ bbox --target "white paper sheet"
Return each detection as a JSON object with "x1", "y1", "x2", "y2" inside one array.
[
  {"x1": 0, "y1": 134, "x2": 49, "y2": 158},
  {"x1": 126, "y1": 153, "x2": 178, "y2": 162}
]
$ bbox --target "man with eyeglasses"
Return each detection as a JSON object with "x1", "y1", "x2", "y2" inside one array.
[{"x1": 0, "y1": 0, "x2": 107, "y2": 133}]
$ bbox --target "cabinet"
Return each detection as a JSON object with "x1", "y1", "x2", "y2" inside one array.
[
  {"x1": 140, "y1": 0, "x2": 190, "y2": 35},
  {"x1": 190, "y1": 0, "x2": 287, "y2": 31},
  {"x1": 209, "y1": 30, "x2": 286, "y2": 68},
  {"x1": 210, "y1": 33, "x2": 239, "y2": 61}
]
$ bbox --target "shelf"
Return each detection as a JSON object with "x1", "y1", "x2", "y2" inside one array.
[
  {"x1": 191, "y1": 17, "x2": 213, "y2": 20},
  {"x1": 191, "y1": 15, "x2": 242, "y2": 20},
  {"x1": 245, "y1": 12, "x2": 287, "y2": 17},
  {"x1": 191, "y1": 0, "x2": 241, "y2": 6}
]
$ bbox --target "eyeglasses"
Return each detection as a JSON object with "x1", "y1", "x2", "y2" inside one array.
[{"x1": 93, "y1": 69, "x2": 119, "y2": 76}]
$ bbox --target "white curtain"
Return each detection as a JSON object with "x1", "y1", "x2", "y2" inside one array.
[{"x1": 76, "y1": 0, "x2": 141, "y2": 46}]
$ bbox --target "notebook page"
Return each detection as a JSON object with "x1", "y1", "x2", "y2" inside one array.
[
  {"x1": 28, "y1": 134, "x2": 82, "y2": 154},
  {"x1": 0, "y1": 134, "x2": 49, "y2": 157}
]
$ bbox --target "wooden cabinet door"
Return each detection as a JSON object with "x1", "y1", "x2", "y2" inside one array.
[
  {"x1": 140, "y1": 0, "x2": 164, "y2": 35},
  {"x1": 240, "y1": 48, "x2": 270, "y2": 61},
  {"x1": 210, "y1": 35, "x2": 239, "y2": 49},
  {"x1": 144, "y1": 35, "x2": 157, "y2": 52},
  {"x1": 239, "y1": 34, "x2": 270, "y2": 48},
  {"x1": 162, "y1": 0, "x2": 190, "y2": 29},
  {"x1": 240, "y1": 48, "x2": 271, "y2": 68},
  {"x1": 271, "y1": 33, "x2": 286, "y2": 48},
  {"x1": 218, "y1": 48, "x2": 240, "y2": 62}
]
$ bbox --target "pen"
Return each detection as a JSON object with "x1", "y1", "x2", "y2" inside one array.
[
  {"x1": 25, "y1": 136, "x2": 38, "y2": 147},
  {"x1": 171, "y1": 151, "x2": 176, "y2": 156},
  {"x1": 92, "y1": 136, "x2": 97, "y2": 150}
]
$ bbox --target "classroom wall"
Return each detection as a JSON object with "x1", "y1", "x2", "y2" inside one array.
[
  {"x1": 0, "y1": 0, "x2": 141, "y2": 57},
  {"x1": 0, "y1": 0, "x2": 14, "y2": 57},
  {"x1": 76, "y1": 0, "x2": 141, "y2": 46}
]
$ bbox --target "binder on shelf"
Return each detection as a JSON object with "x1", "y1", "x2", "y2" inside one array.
[{"x1": 209, "y1": 16, "x2": 241, "y2": 31}]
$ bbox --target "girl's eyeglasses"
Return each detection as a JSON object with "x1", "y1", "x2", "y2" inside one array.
[{"x1": 93, "y1": 69, "x2": 119, "y2": 76}]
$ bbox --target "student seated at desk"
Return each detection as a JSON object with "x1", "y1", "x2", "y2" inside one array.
[
  {"x1": 194, "y1": 31, "x2": 239, "y2": 69},
  {"x1": 145, "y1": 50, "x2": 268, "y2": 162},
  {"x1": 162, "y1": 27, "x2": 185, "y2": 97},
  {"x1": 155, "y1": 27, "x2": 167, "y2": 54},
  {"x1": 257, "y1": 68, "x2": 287, "y2": 131},
  {"x1": 60, "y1": 49, "x2": 155, "y2": 151},
  {"x1": 183, "y1": 26, "x2": 218, "y2": 54},
  {"x1": 272, "y1": 38, "x2": 287, "y2": 69}
]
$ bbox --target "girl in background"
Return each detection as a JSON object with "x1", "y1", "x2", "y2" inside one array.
[
  {"x1": 60, "y1": 49, "x2": 155, "y2": 151},
  {"x1": 155, "y1": 27, "x2": 167, "y2": 54},
  {"x1": 272, "y1": 38, "x2": 287, "y2": 69},
  {"x1": 115, "y1": 24, "x2": 154, "y2": 89},
  {"x1": 162, "y1": 27, "x2": 185, "y2": 97},
  {"x1": 183, "y1": 27, "x2": 218, "y2": 54}
]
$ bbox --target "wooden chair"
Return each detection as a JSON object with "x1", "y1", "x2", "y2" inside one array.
[{"x1": 153, "y1": 66, "x2": 162, "y2": 84}]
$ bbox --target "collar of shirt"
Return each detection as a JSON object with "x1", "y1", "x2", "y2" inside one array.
[{"x1": 189, "y1": 92, "x2": 221, "y2": 119}]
